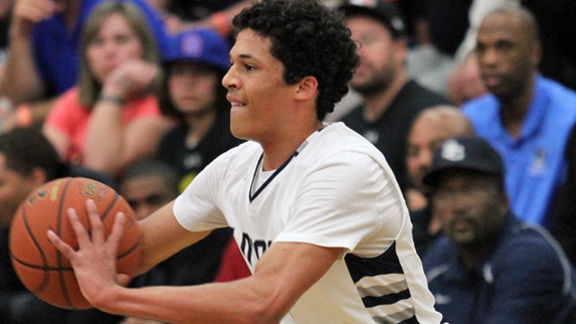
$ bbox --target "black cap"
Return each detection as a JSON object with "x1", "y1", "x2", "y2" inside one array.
[
  {"x1": 340, "y1": 0, "x2": 407, "y2": 39},
  {"x1": 422, "y1": 136, "x2": 504, "y2": 188}
]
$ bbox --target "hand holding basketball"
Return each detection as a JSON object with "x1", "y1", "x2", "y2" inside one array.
[{"x1": 9, "y1": 177, "x2": 141, "y2": 309}]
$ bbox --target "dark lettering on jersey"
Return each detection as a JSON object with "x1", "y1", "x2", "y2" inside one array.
[{"x1": 240, "y1": 232, "x2": 273, "y2": 265}]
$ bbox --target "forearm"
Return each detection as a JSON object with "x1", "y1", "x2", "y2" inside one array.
[
  {"x1": 83, "y1": 99, "x2": 126, "y2": 174},
  {"x1": 2, "y1": 28, "x2": 45, "y2": 104},
  {"x1": 99, "y1": 278, "x2": 278, "y2": 324}
]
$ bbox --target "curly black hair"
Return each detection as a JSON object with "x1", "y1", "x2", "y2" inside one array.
[{"x1": 232, "y1": 0, "x2": 359, "y2": 121}]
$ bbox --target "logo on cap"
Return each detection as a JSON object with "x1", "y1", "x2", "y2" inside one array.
[
  {"x1": 181, "y1": 34, "x2": 204, "y2": 59},
  {"x1": 349, "y1": 0, "x2": 378, "y2": 7},
  {"x1": 441, "y1": 139, "x2": 465, "y2": 162}
]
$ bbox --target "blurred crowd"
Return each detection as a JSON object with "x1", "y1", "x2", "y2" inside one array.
[{"x1": 0, "y1": 0, "x2": 575, "y2": 323}]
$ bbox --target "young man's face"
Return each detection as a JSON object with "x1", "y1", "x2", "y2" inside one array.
[
  {"x1": 120, "y1": 174, "x2": 177, "y2": 221},
  {"x1": 0, "y1": 154, "x2": 39, "y2": 228},
  {"x1": 223, "y1": 29, "x2": 299, "y2": 143}
]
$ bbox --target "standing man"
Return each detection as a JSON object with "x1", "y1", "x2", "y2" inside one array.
[
  {"x1": 339, "y1": 0, "x2": 448, "y2": 193},
  {"x1": 48, "y1": 1, "x2": 443, "y2": 323},
  {"x1": 421, "y1": 136, "x2": 576, "y2": 324},
  {"x1": 462, "y1": 6, "x2": 576, "y2": 227}
]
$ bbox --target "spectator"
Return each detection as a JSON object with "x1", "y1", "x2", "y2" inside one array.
[
  {"x1": 0, "y1": 127, "x2": 113, "y2": 324},
  {"x1": 551, "y1": 125, "x2": 576, "y2": 266},
  {"x1": 422, "y1": 136, "x2": 576, "y2": 324},
  {"x1": 42, "y1": 1, "x2": 174, "y2": 177},
  {"x1": 406, "y1": 105, "x2": 473, "y2": 257},
  {"x1": 462, "y1": 6, "x2": 576, "y2": 227},
  {"x1": 339, "y1": 0, "x2": 449, "y2": 194},
  {"x1": 0, "y1": 0, "x2": 169, "y2": 130},
  {"x1": 158, "y1": 28, "x2": 243, "y2": 191},
  {"x1": 145, "y1": 0, "x2": 252, "y2": 36}
]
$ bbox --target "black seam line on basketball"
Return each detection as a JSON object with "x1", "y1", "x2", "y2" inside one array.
[
  {"x1": 18, "y1": 205, "x2": 51, "y2": 294},
  {"x1": 101, "y1": 193, "x2": 121, "y2": 222},
  {"x1": 56, "y1": 177, "x2": 76, "y2": 309},
  {"x1": 10, "y1": 257, "x2": 74, "y2": 271},
  {"x1": 117, "y1": 237, "x2": 141, "y2": 260}
]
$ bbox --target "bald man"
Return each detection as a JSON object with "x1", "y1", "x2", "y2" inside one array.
[
  {"x1": 406, "y1": 105, "x2": 473, "y2": 256},
  {"x1": 462, "y1": 6, "x2": 576, "y2": 227}
]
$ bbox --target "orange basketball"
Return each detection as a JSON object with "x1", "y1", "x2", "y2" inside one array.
[{"x1": 9, "y1": 177, "x2": 141, "y2": 309}]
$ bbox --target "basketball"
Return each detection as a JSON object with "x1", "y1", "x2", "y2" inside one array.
[{"x1": 9, "y1": 177, "x2": 141, "y2": 309}]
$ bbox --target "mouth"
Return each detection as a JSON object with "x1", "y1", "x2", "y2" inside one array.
[{"x1": 227, "y1": 95, "x2": 246, "y2": 108}]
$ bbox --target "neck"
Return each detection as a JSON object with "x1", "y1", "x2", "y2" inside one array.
[
  {"x1": 457, "y1": 243, "x2": 488, "y2": 269},
  {"x1": 185, "y1": 110, "x2": 217, "y2": 147},
  {"x1": 362, "y1": 72, "x2": 408, "y2": 123},
  {"x1": 498, "y1": 74, "x2": 536, "y2": 138},
  {"x1": 260, "y1": 119, "x2": 323, "y2": 171}
]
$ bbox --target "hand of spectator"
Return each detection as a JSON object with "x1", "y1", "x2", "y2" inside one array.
[
  {"x1": 119, "y1": 317, "x2": 165, "y2": 324},
  {"x1": 101, "y1": 60, "x2": 159, "y2": 100},
  {"x1": 11, "y1": 0, "x2": 65, "y2": 38}
]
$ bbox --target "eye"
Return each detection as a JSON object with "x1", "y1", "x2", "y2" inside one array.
[{"x1": 244, "y1": 64, "x2": 255, "y2": 72}]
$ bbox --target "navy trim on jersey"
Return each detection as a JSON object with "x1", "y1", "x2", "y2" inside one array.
[{"x1": 249, "y1": 137, "x2": 312, "y2": 203}]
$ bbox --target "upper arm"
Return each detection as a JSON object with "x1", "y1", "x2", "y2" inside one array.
[
  {"x1": 43, "y1": 125, "x2": 70, "y2": 161},
  {"x1": 483, "y1": 241, "x2": 570, "y2": 324}
]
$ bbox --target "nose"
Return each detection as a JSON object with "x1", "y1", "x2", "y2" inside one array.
[
  {"x1": 134, "y1": 205, "x2": 154, "y2": 220},
  {"x1": 222, "y1": 66, "x2": 238, "y2": 89},
  {"x1": 479, "y1": 47, "x2": 499, "y2": 68}
]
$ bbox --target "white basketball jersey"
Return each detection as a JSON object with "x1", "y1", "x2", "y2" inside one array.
[{"x1": 174, "y1": 122, "x2": 442, "y2": 324}]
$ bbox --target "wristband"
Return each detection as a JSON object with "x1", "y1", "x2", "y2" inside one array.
[
  {"x1": 98, "y1": 95, "x2": 126, "y2": 106},
  {"x1": 16, "y1": 103, "x2": 32, "y2": 127},
  {"x1": 210, "y1": 12, "x2": 231, "y2": 37}
]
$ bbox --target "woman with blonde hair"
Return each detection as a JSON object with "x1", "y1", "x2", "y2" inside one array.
[{"x1": 43, "y1": 1, "x2": 174, "y2": 177}]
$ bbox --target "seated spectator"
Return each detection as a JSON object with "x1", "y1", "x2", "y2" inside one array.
[
  {"x1": 338, "y1": 0, "x2": 449, "y2": 194},
  {"x1": 462, "y1": 6, "x2": 576, "y2": 227},
  {"x1": 0, "y1": 127, "x2": 113, "y2": 324},
  {"x1": 158, "y1": 27, "x2": 243, "y2": 191},
  {"x1": 405, "y1": 105, "x2": 473, "y2": 257},
  {"x1": 1, "y1": 0, "x2": 170, "y2": 130},
  {"x1": 422, "y1": 136, "x2": 576, "y2": 324},
  {"x1": 43, "y1": 1, "x2": 174, "y2": 177}
]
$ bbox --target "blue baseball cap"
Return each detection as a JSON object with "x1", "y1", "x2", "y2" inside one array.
[
  {"x1": 162, "y1": 28, "x2": 231, "y2": 71},
  {"x1": 422, "y1": 136, "x2": 504, "y2": 188}
]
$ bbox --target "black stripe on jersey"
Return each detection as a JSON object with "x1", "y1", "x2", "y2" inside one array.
[
  {"x1": 362, "y1": 289, "x2": 412, "y2": 307},
  {"x1": 345, "y1": 241, "x2": 405, "y2": 282},
  {"x1": 346, "y1": 241, "x2": 421, "y2": 324}
]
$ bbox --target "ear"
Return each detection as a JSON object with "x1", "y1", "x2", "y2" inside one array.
[
  {"x1": 499, "y1": 192, "x2": 510, "y2": 215},
  {"x1": 531, "y1": 40, "x2": 542, "y2": 68},
  {"x1": 294, "y1": 76, "x2": 319, "y2": 102},
  {"x1": 29, "y1": 167, "x2": 48, "y2": 188}
]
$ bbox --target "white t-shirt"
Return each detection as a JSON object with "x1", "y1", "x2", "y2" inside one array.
[{"x1": 174, "y1": 122, "x2": 442, "y2": 324}]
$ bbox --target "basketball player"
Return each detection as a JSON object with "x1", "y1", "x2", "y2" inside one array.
[{"x1": 48, "y1": 0, "x2": 443, "y2": 323}]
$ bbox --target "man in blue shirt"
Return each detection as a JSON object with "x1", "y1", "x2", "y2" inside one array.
[
  {"x1": 461, "y1": 6, "x2": 576, "y2": 227},
  {"x1": 1, "y1": 0, "x2": 169, "y2": 127},
  {"x1": 421, "y1": 136, "x2": 576, "y2": 324}
]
